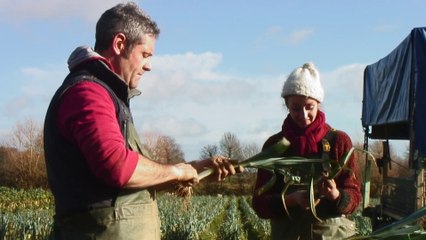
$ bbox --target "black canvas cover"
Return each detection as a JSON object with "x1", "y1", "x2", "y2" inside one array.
[{"x1": 362, "y1": 27, "x2": 426, "y2": 156}]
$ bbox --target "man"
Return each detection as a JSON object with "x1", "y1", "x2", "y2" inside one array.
[{"x1": 44, "y1": 2, "x2": 239, "y2": 239}]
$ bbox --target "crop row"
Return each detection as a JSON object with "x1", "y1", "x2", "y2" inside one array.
[{"x1": 0, "y1": 188, "x2": 271, "y2": 240}]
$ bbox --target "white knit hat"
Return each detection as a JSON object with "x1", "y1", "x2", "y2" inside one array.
[{"x1": 281, "y1": 62, "x2": 324, "y2": 102}]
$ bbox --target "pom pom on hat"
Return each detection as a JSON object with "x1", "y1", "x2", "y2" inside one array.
[{"x1": 281, "y1": 62, "x2": 324, "y2": 102}]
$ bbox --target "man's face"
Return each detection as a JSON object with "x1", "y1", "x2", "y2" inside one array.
[{"x1": 118, "y1": 34, "x2": 156, "y2": 89}]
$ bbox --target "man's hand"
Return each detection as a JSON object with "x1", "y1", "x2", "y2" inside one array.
[
  {"x1": 172, "y1": 163, "x2": 199, "y2": 186},
  {"x1": 193, "y1": 156, "x2": 244, "y2": 181}
]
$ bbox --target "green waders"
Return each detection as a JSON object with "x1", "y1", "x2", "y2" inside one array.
[
  {"x1": 270, "y1": 131, "x2": 357, "y2": 240},
  {"x1": 52, "y1": 122, "x2": 161, "y2": 240},
  {"x1": 270, "y1": 215, "x2": 356, "y2": 240}
]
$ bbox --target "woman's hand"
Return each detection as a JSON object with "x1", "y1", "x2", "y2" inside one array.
[
  {"x1": 317, "y1": 176, "x2": 340, "y2": 201},
  {"x1": 284, "y1": 190, "x2": 310, "y2": 210}
]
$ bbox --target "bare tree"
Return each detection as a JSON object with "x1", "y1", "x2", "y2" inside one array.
[
  {"x1": 199, "y1": 144, "x2": 218, "y2": 159},
  {"x1": 240, "y1": 142, "x2": 261, "y2": 174},
  {"x1": 219, "y1": 132, "x2": 243, "y2": 160},
  {"x1": 241, "y1": 142, "x2": 260, "y2": 160},
  {"x1": 141, "y1": 131, "x2": 160, "y2": 159},
  {"x1": 218, "y1": 132, "x2": 245, "y2": 193},
  {"x1": 365, "y1": 140, "x2": 411, "y2": 178},
  {"x1": 355, "y1": 141, "x2": 385, "y2": 198},
  {"x1": 2, "y1": 118, "x2": 47, "y2": 188},
  {"x1": 141, "y1": 132, "x2": 185, "y2": 164},
  {"x1": 155, "y1": 135, "x2": 185, "y2": 164},
  {"x1": 0, "y1": 146, "x2": 18, "y2": 186},
  {"x1": 195, "y1": 133, "x2": 262, "y2": 195}
]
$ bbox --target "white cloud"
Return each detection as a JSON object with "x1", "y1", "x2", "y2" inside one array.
[
  {"x1": 20, "y1": 66, "x2": 66, "y2": 97},
  {"x1": 322, "y1": 64, "x2": 365, "y2": 102},
  {"x1": 132, "y1": 52, "x2": 286, "y2": 159},
  {"x1": 373, "y1": 24, "x2": 398, "y2": 33},
  {"x1": 153, "y1": 52, "x2": 227, "y2": 80},
  {"x1": 287, "y1": 28, "x2": 314, "y2": 45},
  {"x1": 136, "y1": 53, "x2": 368, "y2": 159},
  {"x1": 2, "y1": 50, "x2": 368, "y2": 160},
  {"x1": 0, "y1": 65, "x2": 66, "y2": 133},
  {"x1": 134, "y1": 53, "x2": 280, "y2": 159},
  {"x1": 4, "y1": 97, "x2": 30, "y2": 115},
  {"x1": 259, "y1": 26, "x2": 314, "y2": 47},
  {"x1": 141, "y1": 52, "x2": 256, "y2": 104},
  {"x1": 140, "y1": 116, "x2": 207, "y2": 138},
  {"x1": 0, "y1": 0, "x2": 121, "y2": 23},
  {"x1": 320, "y1": 64, "x2": 367, "y2": 144},
  {"x1": 266, "y1": 26, "x2": 283, "y2": 36}
]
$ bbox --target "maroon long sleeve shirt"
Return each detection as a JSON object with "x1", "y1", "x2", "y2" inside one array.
[{"x1": 56, "y1": 81, "x2": 139, "y2": 188}]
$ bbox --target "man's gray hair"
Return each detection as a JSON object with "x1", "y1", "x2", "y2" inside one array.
[{"x1": 94, "y1": 2, "x2": 160, "y2": 53}]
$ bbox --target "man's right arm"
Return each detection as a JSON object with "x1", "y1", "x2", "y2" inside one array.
[
  {"x1": 57, "y1": 81, "x2": 198, "y2": 190},
  {"x1": 125, "y1": 154, "x2": 198, "y2": 189}
]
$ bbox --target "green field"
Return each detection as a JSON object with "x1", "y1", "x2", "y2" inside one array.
[{"x1": 0, "y1": 187, "x2": 373, "y2": 240}]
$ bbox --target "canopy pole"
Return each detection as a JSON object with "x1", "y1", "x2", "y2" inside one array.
[{"x1": 362, "y1": 126, "x2": 372, "y2": 210}]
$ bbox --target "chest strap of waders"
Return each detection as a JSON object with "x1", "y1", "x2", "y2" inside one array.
[{"x1": 321, "y1": 129, "x2": 337, "y2": 176}]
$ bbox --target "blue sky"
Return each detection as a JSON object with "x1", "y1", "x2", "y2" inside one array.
[{"x1": 0, "y1": 0, "x2": 424, "y2": 160}]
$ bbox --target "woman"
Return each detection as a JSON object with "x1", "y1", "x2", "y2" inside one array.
[{"x1": 252, "y1": 62, "x2": 361, "y2": 240}]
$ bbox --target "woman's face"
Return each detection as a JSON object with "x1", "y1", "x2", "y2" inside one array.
[{"x1": 286, "y1": 95, "x2": 319, "y2": 128}]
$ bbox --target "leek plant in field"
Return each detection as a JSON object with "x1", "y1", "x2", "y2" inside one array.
[{"x1": 198, "y1": 137, "x2": 376, "y2": 222}]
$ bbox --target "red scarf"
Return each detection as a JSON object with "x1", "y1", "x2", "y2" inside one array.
[{"x1": 282, "y1": 110, "x2": 329, "y2": 156}]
